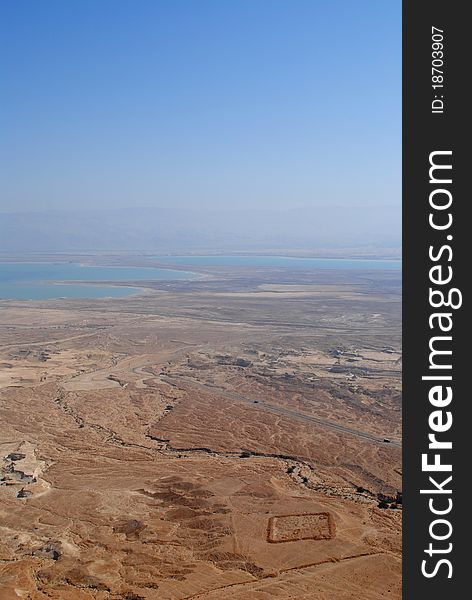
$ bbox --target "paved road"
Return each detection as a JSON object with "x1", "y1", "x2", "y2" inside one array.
[{"x1": 161, "y1": 375, "x2": 401, "y2": 448}]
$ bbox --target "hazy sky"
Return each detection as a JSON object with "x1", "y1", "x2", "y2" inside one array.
[{"x1": 0, "y1": 0, "x2": 400, "y2": 212}]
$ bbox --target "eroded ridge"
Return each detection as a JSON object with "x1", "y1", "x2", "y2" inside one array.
[{"x1": 0, "y1": 263, "x2": 402, "y2": 599}]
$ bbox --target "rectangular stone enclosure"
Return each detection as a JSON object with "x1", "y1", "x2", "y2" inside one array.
[{"x1": 267, "y1": 512, "x2": 335, "y2": 543}]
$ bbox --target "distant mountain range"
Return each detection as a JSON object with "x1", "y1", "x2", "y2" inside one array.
[{"x1": 0, "y1": 205, "x2": 400, "y2": 253}]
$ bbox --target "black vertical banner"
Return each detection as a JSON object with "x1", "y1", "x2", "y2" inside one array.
[{"x1": 403, "y1": 1, "x2": 466, "y2": 597}]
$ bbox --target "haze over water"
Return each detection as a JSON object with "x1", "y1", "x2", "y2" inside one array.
[{"x1": 154, "y1": 255, "x2": 402, "y2": 270}]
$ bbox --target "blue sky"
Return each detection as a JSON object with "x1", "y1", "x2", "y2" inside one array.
[{"x1": 0, "y1": 0, "x2": 401, "y2": 212}]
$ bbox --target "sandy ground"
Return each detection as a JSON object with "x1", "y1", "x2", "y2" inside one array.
[{"x1": 0, "y1": 263, "x2": 401, "y2": 599}]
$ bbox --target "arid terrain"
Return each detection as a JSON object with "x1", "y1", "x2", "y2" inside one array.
[{"x1": 0, "y1": 259, "x2": 402, "y2": 599}]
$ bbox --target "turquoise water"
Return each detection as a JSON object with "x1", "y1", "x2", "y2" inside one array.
[
  {"x1": 1, "y1": 256, "x2": 401, "y2": 300},
  {"x1": 0, "y1": 262, "x2": 196, "y2": 300},
  {"x1": 154, "y1": 255, "x2": 402, "y2": 270}
]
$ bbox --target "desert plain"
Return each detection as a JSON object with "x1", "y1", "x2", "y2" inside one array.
[{"x1": 0, "y1": 258, "x2": 402, "y2": 599}]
